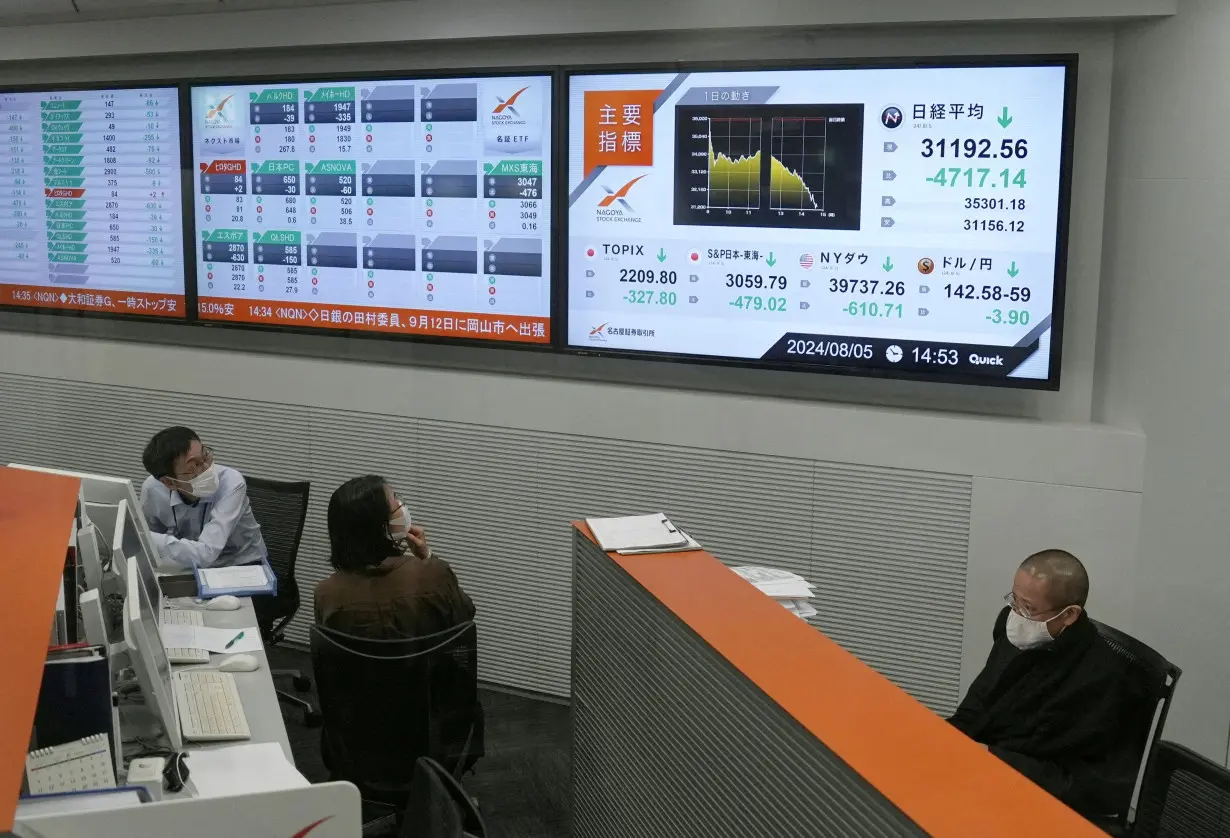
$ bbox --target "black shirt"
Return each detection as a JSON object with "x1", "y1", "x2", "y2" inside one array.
[{"x1": 950, "y1": 607, "x2": 1147, "y2": 818}]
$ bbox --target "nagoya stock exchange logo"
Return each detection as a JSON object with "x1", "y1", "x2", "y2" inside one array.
[
  {"x1": 204, "y1": 93, "x2": 235, "y2": 126},
  {"x1": 596, "y1": 175, "x2": 647, "y2": 223},
  {"x1": 492, "y1": 86, "x2": 531, "y2": 123},
  {"x1": 589, "y1": 322, "x2": 608, "y2": 342}
]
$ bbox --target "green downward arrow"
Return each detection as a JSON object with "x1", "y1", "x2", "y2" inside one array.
[
  {"x1": 766, "y1": 251, "x2": 777, "y2": 267},
  {"x1": 656, "y1": 247, "x2": 667, "y2": 263},
  {"x1": 1007, "y1": 261, "x2": 1020, "y2": 278},
  {"x1": 883, "y1": 257, "x2": 894, "y2": 272},
  {"x1": 997, "y1": 106, "x2": 1014, "y2": 128}
]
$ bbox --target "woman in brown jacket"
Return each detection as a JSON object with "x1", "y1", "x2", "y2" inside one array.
[{"x1": 314, "y1": 475, "x2": 474, "y2": 638}]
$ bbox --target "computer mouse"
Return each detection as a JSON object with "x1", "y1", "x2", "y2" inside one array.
[
  {"x1": 217, "y1": 654, "x2": 260, "y2": 673},
  {"x1": 204, "y1": 595, "x2": 242, "y2": 611}
]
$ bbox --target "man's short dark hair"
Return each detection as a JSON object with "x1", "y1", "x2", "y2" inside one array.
[
  {"x1": 142, "y1": 426, "x2": 199, "y2": 479},
  {"x1": 327, "y1": 475, "x2": 404, "y2": 572},
  {"x1": 1020, "y1": 549, "x2": 1089, "y2": 608}
]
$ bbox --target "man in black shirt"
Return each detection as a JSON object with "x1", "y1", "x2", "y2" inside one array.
[{"x1": 951, "y1": 550, "x2": 1146, "y2": 819}]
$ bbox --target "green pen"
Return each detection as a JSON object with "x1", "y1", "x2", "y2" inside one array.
[{"x1": 224, "y1": 631, "x2": 245, "y2": 650}]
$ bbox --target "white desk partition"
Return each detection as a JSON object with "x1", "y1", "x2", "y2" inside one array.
[{"x1": 13, "y1": 781, "x2": 361, "y2": 838}]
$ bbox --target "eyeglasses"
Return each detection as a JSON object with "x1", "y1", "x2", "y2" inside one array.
[
  {"x1": 1004, "y1": 591, "x2": 1060, "y2": 621},
  {"x1": 173, "y1": 445, "x2": 214, "y2": 481}
]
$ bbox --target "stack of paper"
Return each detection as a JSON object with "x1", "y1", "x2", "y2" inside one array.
[
  {"x1": 585, "y1": 514, "x2": 702, "y2": 555},
  {"x1": 732, "y1": 566, "x2": 818, "y2": 620},
  {"x1": 184, "y1": 742, "x2": 308, "y2": 798}
]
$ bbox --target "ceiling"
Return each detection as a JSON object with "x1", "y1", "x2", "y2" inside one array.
[{"x1": 0, "y1": 0, "x2": 403, "y2": 26}]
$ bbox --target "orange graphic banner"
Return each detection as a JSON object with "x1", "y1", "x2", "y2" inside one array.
[
  {"x1": 198, "y1": 296, "x2": 551, "y2": 344},
  {"x1": 0, "y1": 285, "x2": 185, "y2": 318},
  {"x1": 583, "y1": 89, "x2": 660, "y2": 177}
]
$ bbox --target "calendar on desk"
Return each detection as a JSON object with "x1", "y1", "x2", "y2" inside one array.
[{"x1": 25, "y1": 733, "x2": 116, "y2": 795}]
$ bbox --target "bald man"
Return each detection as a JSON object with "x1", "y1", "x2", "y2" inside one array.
[{"x1": 950, "y1": 550, "x2": 1145, "y2": 820}]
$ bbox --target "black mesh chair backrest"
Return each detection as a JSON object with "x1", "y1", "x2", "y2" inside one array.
[
  {"x1": 310, "y1": 622, "x2": 483, "y2": 806},
  {"x1": 244, "y1": 476, "x2": 310, "y2": 632},
  {"x1": 1133, "y1": 741, "x2": 1230, "y2": 837},
  {"x1": 400, "y1": 757, "x2": 488, "y2": 838},
  {"x1": 1093, "y1": 620, "x2": 1182, "y2": 823}
]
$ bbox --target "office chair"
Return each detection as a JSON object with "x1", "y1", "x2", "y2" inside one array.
[
  {"x1": 245, "y1": 475, "x2": 321, "y2": 726},
  {"x1": 1132, "y1": 740, "x2": 1230, "y2": 837},
  {"x1": 310, "y1": 622, "x2": 484, "y2": 831},
  {"x1": 1091, "y1": 620, "x2": 1182, "y2": 835},
  {"x1": 400, "y1": 757, "x2": 487, "y2": 838}
]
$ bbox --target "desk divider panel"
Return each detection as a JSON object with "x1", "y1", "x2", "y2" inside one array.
[{"x1": 572, "y1": 530, "x2": 924, "y2": 838}]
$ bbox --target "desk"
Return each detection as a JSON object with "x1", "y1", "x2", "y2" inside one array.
[
  {"x1": 167, "y1": 596, "x2": 293, "y2": 763},
  {"x1": 119, "y1": 594, "x2": 294, "y2": 798},
  {"x1": 570, "y1": 522, "x2": 1105, "y2": 838}
]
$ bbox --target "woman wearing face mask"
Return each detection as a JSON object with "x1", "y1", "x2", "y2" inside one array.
[{"x1": 314, "y1": 475, "x2": 475, "y2": 639}]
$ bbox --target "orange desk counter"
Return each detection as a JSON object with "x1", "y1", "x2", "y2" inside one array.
[
  {"x1": 0, "y1": 466, "x2": 81, "y2": 831},
  {"x1": 570, "y1": 522, "x2": 1103, "y2": 838}
]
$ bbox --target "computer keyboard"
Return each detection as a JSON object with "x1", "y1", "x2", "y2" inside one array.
[
  {"x1": 162, "y1": 609, "x2": 209, "y2": 664},
  {"x1": 172, "y1": 670, "x2": 251, "y2": 741}
]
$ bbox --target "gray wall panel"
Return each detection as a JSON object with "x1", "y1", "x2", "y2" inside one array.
[{"x1": 0, "y1": 371, "x2": 970, "y2": 703}]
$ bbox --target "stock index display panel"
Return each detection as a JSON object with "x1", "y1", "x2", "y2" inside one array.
[
  {"x1": 566, "y1": 61, "x2": 1075, "y2": 387},
  {"x1": 190, "y1": 74, "x2": 552, "y2": 344},
  {"x1": 0, "y1": 86, "x2": 185, "y2": 319}
]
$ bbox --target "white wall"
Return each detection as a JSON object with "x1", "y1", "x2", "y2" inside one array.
[
  {"x1": 0, "y1": 0, "x2": 1173, "y2": 60},
  {"x1": 1096, "y1": 0, "x2": 1230, "y2": 763},
  {"x1": 0, "y1": 22, "x2": 1117, "y2": 422}
]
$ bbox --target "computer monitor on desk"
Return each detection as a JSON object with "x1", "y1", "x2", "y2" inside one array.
[
  {"x1": 76, "y1": 519, "x2": 109, "y2": 592},
  {"x1": 122, "y1": 556, "x2": 183, "y2": 752},
  {"x1": 8, "y1": 462, "x2": 167, "y2": 569},
  {"x1": 111, "y1": 498, "x2": 165, "y2": 619}
]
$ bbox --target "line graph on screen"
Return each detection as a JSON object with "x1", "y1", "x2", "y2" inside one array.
[
  {"x1": 770, "y1": 116, "x2": 826, "y2": 212},
  {"x1": 706, "y1": 116, "x2": 762, "y2": 210}
]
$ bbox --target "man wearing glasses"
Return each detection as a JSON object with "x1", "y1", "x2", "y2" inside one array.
[
  {"x1": 139, "y1": 425, "x2": 267, "y2": 568},
  {"x1": 949, "y1": 549, "x2": 1145, "y2": 821}
]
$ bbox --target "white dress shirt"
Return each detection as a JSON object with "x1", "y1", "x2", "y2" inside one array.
[{"x1": 139, "y1": 464, "x2": 267, "y2": 569}]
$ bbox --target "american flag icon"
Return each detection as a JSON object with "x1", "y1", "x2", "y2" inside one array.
[{"x1": 799, "y1": 253, "x2": 815, "y2": 270}]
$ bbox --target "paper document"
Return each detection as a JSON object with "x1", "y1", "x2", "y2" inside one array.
[
  {"x1": 732, "y1": 566, "x2": 805, "y2": 585},
  {"x1": 186, "y1": 742, "x2": 308, "y2": 799},
  {"x1": 199, "y1": 565, "x2": 270, "y2": 590},
  {"x1": 756, "y1": 581, "x2": 816, "y2": 599},
  {"x1": 733, "y1": 565, "x2": 818, "y2": 619},
  {"x1": 159, "y1": 625, "x2": 264, "y2": 654},
  {"x1": 616, "y1": 528, "x2": 703, "y2": 555},
  {"x1": 585, "y1": 514, "x2": 689, "y2": 552}
]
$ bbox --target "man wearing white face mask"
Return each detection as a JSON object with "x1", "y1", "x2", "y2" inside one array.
[
  {"x1": 139, "y1": 426, "x2": 267, "y2": 568},
  {"x1": 949, "y1": 549, "x2": 1145, "y2": 821}
]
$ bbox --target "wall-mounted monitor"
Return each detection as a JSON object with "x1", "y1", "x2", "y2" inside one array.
[
  {"x1": 0, "y1": 86, "x2": 186, "y2": 318},
  {"x1": 189, "y1": 73, "x2": 554, "y2": 346},
  {"x1": 565, "y1": 59, "x2": 1076, "y2": 387}
]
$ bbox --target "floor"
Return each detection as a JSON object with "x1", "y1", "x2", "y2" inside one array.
[{"x1": 266, "y1": 645, "x2": 572, "y2": 838}]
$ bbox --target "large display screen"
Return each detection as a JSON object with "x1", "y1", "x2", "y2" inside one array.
[
  {"x1": 566, "y1": 61, "x2": 1075, "y2": 386},
  {"x1": 0, "y1": 86, "x2": 185, "y2": 318},
  {"x1": 190, "y1": 74, "x2": 552, "y2": 344}
]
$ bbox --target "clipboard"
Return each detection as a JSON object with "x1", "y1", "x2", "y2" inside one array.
[{"x1": 192, "y1": 556, "x2": 278, "y2": 599}]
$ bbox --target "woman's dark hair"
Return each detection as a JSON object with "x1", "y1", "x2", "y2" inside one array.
[{"x1": 327, "y1": 475, "x2": 403, "y2": 572}]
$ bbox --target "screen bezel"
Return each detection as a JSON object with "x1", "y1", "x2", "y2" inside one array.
[
  {"x1": 184, "y1": 66, "x2": 562, "y2": 353},
  {"x1": 559, "y1": 55, "x2": 1079, "y2": 390},
  {"x1": 0, "y1": 80, "x2": 191, "y2": 324}
]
